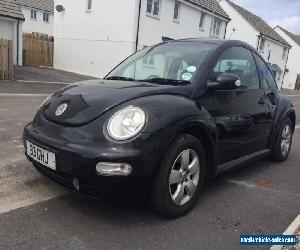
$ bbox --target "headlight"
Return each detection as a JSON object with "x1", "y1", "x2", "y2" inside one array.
[{"x1": 107, "y1": 106, "x2": 146, "y2": 140}]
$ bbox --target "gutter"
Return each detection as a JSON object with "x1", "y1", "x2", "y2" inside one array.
[
  {"x1": 0, "y1": 14, "x2": 25, "y2": 21},
  {"x1": 17, "y1": 20, "x2": 20, "y2": 65},
  {"x1": 260, "y1": 34, "x2": 291, "y2": 49},
  {"x1": 135, "y1": 0, "x2": 142, "y2": 52}
]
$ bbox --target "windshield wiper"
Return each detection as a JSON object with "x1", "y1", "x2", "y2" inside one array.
[
  {"x1": 139, "y1": 78, "x2": 191, "y2": 85},
  {"x1": 105, "y1": 76, "x2": 135, "y2": 81}
]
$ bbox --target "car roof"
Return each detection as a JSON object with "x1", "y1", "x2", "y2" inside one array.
[{"x1": 166, "y1": 38, "x2": 255, "y2": 51}]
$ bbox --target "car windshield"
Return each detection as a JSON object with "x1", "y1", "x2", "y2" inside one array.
[{"x1": 105, "y1": 41, "x2": 217, "y2": 85}]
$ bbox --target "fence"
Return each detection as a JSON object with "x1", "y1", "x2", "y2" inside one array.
[
  {"x1": 0, "y1": 39, "x2": 13, "y2": 80},
  {"x1": 23, "y1": 33, "x2": 54, "y2": 67}
]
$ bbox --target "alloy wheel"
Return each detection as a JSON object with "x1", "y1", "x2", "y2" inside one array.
[
  {"x1": 169, "y1": 149, "x2": 200, "y2": 205},
  {"x1": 281, "y1": 124, "x2": 292, "y2": 157}
]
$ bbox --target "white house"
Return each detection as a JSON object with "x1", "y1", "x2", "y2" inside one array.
[
  {"x1": 274, "y1": 26, "x2": 300, "y2": 89},
  {"x1": 53, "y1": 0, "x2": 230, "y2": 78},
  {"x1": 16, "y1": 0, "x2": 54, "y2": 36},
  {"x1": 219, "y1": 0, "x2": 291, "y2": 89},
  {"x1": 0, "y1": 0, "x2": 24, "y2": 66}
]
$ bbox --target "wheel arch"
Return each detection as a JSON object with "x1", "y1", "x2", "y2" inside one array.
[
  {"x1": 288, "y1": 110, "x2": 296, "y2": 133},
  {"x1": 178, "y1": 122, "x2": 219, "y2": 178},
  {"x1": 269, "y1": 109, "x2": 296, "y2": 149}
]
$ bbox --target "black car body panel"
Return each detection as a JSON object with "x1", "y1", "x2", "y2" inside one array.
[
  {"x1": 43, "y1": 80, "x2": 194, "y2": 126},
  {"x1": 268, "y1": 94, "x2": 296, "y2": 147},
  {"x1": 23, "y1": 39, "x2": 295, "y2": 202}
]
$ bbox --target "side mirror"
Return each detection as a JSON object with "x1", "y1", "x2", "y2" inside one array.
[{"x1": 208, "y1": 73, "x2": 241, "y2": 90}]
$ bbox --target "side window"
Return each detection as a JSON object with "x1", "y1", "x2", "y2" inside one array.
[
  {"x1": 253, "y1": 53, "x2": 278, "y2": 91},
  {"x1": 211, "y1": 47, "x2": 260, "y2": 89}
]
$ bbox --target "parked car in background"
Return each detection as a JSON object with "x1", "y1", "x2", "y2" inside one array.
[{"x1": 23, "y1": 39, "x2": 296, "y2": 217}]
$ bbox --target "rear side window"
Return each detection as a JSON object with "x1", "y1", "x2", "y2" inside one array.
[
  {"x1": 211, "y1": 46, "x2": 260, "y2": 89},
  {"x1": 253, "y1": 53, "x2": 278, "y2": 92}
]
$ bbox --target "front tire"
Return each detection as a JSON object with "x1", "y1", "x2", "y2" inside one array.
[
  {"x1": 149, "y1": 134, "x2": 206, "y2": 218},
  {"x1": 270, "y1": 118, "x2": 293, "y2": 162}
]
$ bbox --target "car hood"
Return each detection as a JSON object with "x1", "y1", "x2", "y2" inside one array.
[{"x1": 42, "y1": 79, "x2": 193, "y2": 126}]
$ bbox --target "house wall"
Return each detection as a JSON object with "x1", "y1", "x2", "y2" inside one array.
[
  {"x1": 53, "y1": 0, "x2": 137, "y2": 78},
  {"x1": 0, "y1": 16, "x2": 23, "y2": 65},
  {"x1": 274, "y1": 27, "x2": 300, "y2": 89},
  {"x1": 53, "y1": 0, "x2": 228, "y2": 78},
  {"x1": 21, "y1": 7, "x2": 54, "y2": 36},
  {"x1": 219, "y1": 0, "x2": 259, "y2": 47},
  {"x1": 138, "y1": 0, "x2": 228, "y2": 47},
  {"x1": 0, "y1": 18, "x2": 14, "y2": 39},
  {"x1": 219, "y1": 0, "x2": 288, "y2": 89},
  {"x1": 258, "y1": 37, "x2": 288, "y2": 87}
]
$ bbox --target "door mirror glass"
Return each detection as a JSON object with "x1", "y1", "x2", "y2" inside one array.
[{"x1": 208, "y1": 73, "x2": 240, "y2": 90}]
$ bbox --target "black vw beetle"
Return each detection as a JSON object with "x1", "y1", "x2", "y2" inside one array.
[{"x1": 24, "y1": 39, "x2": 296, "y2": 217}]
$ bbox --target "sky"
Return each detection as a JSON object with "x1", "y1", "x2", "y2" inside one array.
[{"x1": 232, "y1": 0, "x2": 300, "y2": 34}]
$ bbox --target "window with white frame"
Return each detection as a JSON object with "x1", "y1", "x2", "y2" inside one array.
[
  {"x1": 199, "y1": 12, "x2": 205, "y2": 30},
  {"x1": 86, "y1": 0, "x2": 92, "y2": 12},
  {"x1": 43, "y1": 12, "x2": 49, "y2": 22},
  {"x1": 259, "y1": 38, "x2": 266, "y2": 51},
  {"x1": 211, "y1": 18, "x2": 221, "y2": 37},
  {"x1": 173, "y1": 1, "x2": 181, "y2": 22},
  {"x1": 31, "y1": 9, "x2": 37, "y2": 20},
  {"x1": 146, "y1": 0, "x2": 160, "y2": 17},
  {"x1": 282, "y1": 47, "x2": 287, "y2": 59}
]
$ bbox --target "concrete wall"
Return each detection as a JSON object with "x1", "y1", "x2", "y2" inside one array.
[
  {"x1": 0, "y1": 18, "x2": 14, "y2": 39},
  {"x1": 274, "y1": 27, "x2": 300, "y2": 89},
  {"x1": 21, "y1": 7, "x2": 54, "y2": 36},
  {"x1": 219, "y1": 0, "x2": 288, "y2": 89},
  {"x1": 0, "y1": 16, "x2": 23, "y2": 66},
  {"x1": 53, "y1": 0, "x2": 228, "y2": 78}
]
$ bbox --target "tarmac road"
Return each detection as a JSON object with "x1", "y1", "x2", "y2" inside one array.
[{"x1": 0, "y1": 76, "x2": 299, "y2": 250}]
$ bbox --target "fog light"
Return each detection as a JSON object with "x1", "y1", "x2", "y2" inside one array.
[{"x1": 96, "y1": 162, "x2": 132, "y2": 176}]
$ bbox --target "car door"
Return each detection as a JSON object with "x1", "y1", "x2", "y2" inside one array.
[
  {"x1": 253, "y1": 53, "x2": 279, "y2": 136},
  {"x1": 208, "y1": 46, "x2": 267, "y2": 164}
]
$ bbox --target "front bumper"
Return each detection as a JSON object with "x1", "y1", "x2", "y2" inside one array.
[{"x1": 23, "y1": 116, "x2": 169, "y2": 202}]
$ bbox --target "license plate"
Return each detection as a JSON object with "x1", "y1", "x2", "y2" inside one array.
[{"x1": 26, "y1": 140, "x2": 56, "y2": 170}]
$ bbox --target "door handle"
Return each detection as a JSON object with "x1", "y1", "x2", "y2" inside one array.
[{"x1": 258, "y1": 97, "x2": 265, "y2": 105}]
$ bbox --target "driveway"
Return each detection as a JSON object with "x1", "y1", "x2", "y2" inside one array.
[
  {"x1": 0, "y1": 78, "x2": 299, "y2": 250},
  {"x1": 14, "y1": 66, "x2": 96, "y2": 83}
]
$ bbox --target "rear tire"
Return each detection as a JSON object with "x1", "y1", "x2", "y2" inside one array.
[
  {"x1": 149, "y1": 134, "x2": 206, "y2": 218},
  {"x1": 270, "y1": 118, "x2": 293, "y2": 162}
]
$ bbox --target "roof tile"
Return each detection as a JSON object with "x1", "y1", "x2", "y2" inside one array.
[
  {"x1": 16, "y1": 0, "x2": 53, "y2": 13},
  {"x1": 0, "y1": 0, "x2": 24, "y2": 20},
  {"x1": 185, "y1": 0, "x2": 230, "y2": 20}
]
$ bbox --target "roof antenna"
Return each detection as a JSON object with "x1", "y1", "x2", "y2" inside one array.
[{"x1": 228, "y1": 27, "x2": 236, "y2": 39}]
